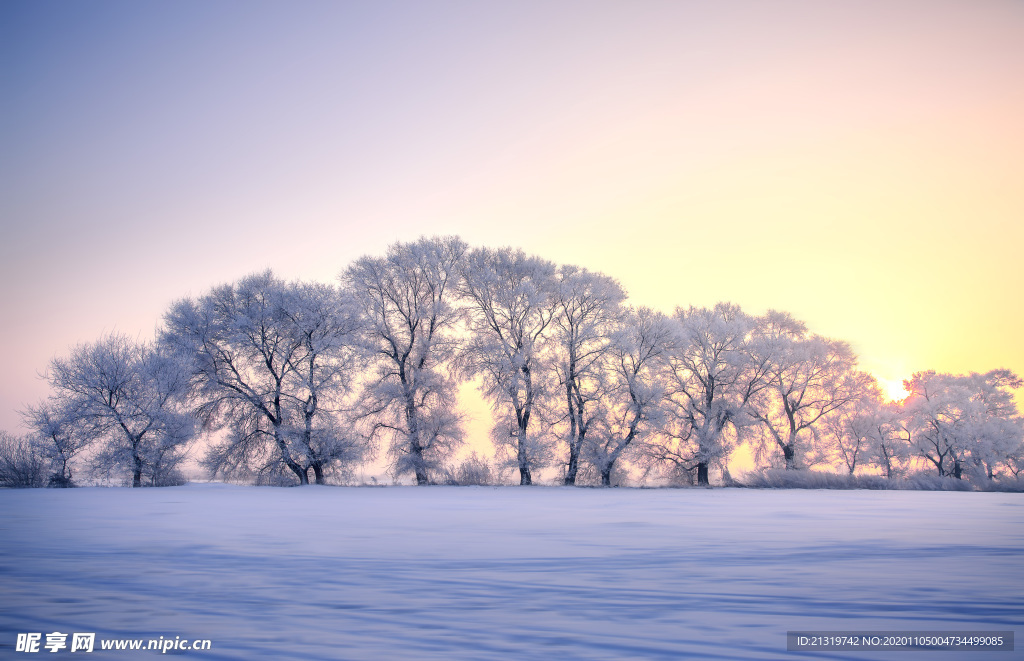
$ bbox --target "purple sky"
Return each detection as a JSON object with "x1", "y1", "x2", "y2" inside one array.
[{"x1": 2, "y1": 0, "x2": 1023, "y2": 436}]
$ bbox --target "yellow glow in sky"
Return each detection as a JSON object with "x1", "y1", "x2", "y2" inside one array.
[{"x1": 1, "y1": 0, "x2": 1021, "y2": 443}]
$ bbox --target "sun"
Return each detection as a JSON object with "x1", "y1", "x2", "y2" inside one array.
[{"x1": 879, "y1": 378, "x2": 910, "y2": 403}]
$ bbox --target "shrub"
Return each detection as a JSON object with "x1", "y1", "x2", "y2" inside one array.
[
  {"x1": 971, "y1": 476, "x2": 1024, "y2": 493},
  {"x1": 0, "y1": 432, "x2": 47, "y2": 488},
  {"x1": 46, "y1": 473, "x2": 76, "y2": 488},
  {"x1": 900, "y1": 472, "x2": 975, "y2": 491},
  {"x1": 149, "y1": 468, "x2": 188, "y2": 487},
  {"x1": 445, "y1": 453, "x2": 494, "y2": 486},
  {"x1": 736, "y1": 468, "x2": 981, "y2": 491}
]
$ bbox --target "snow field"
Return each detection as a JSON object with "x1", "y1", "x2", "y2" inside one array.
[{"x1": 1, "y1": 484, "x2": 1021, "y2": 660}]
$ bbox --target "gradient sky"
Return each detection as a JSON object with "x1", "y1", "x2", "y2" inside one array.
[{"x1": 2, "y1": 0, "x2": 1022, "y2": 440}]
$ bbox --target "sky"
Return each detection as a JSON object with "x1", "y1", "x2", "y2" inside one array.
[{"x1": 2, "y1": 0, "x2": 1022, "y2": 447}]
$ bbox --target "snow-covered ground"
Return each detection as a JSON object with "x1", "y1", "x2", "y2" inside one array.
[{"x1": 1, "y1": 485, "x2": 1021, "y2": 660}]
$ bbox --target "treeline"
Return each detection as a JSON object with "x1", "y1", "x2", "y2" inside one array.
[{"x1": 3, "y1": 236, "x2": 1022, "y2": 488}]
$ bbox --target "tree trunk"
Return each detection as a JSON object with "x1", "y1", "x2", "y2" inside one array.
[
  {"x1": 697, "y1": 461, "x2": 710, "y2": 486},
  {"x1": 408, "y1": 442, "x2": 429, "y2": 485},
  {"x1": 403, "y1": 384, "x2": 430, "y2": 485},
  {"x1": 783, "y1": 445, "x2": 796, "y2": 470},
  {"x1": 601, "y1": 465, "x2": 612, "y2": 486},
  {"x1": 132, "y1": 449, "x2": 143, "y2": 487},
  {"x1": 517, "y1": 420, "x2": 532, "y2": 485},
  {"x1": 952, "y1": 458, "x2": 962, "y2": 480},
  {"x1": 279, "y1": 455, "x2": 308, "y2": 484},
  {"x1": 303, "y1": 405, "x2": 324, "y2": 484},
  {"x1": 564, "y1": 382, "x2": 578, "y2": 486},
  {"x1": 412, "y1": 453, "x2": 429, "y2": 485},
  {"x1": 272, "y1": 422, "x2": 308, "y2": 485},
  {"x1": 564, "y1": 448, "x2": 579, "y2": 486}
]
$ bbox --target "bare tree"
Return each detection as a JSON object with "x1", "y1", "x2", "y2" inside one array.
[
  {"x1": 42, "y1": 334, "x2": 195, "y2": 487},
  {"x1": 962, "y1": 370, "x2": 1024, "y2": 480},
  {"x1": 902, "y1": 369, "x2": 1023, "y2": 480},
  {"x1": 282, "y1": 281, "x2": 371, "y2": 484},
  {"x1": 343, "y1": 236, "x2": 467, "y2": 485},
  {"x1": 163, "y1": 271, "x2": 367, "y2": 485},
  {"x1": 659, "y1": 303, "x2": 769, "y2": 486},
  {"x1": 459, "y1": 247, "x2": 558, "y2": 485},
  {"x1": 584, "y1": 307, "x2": 672, "y2": 486},
  {"x1": 22, "y1": 400, "x2": 90, "y2": 487},
  {"x1": 549, "y1": 265, "x2": 625, "y2": 485},
  {"x1": 164, "y1": 271, "x2": 302, "y2": 483},
  {"x1": 816, "y1": 377, "x2": 886, "y2": 475},
  {"x1": 1005, "y1": 442, "x2": 1024, "y2": 479},
  {"x1": 746, "y1": 311, "x2": 870, "y2": 471},
  {"x1": 863, "y1": 401, "x2": 913, "y2": 479}
]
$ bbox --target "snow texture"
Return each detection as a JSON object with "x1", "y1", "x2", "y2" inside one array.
[{"x1": 1, "y1": 485, "x2": 1021, "y2": 660}]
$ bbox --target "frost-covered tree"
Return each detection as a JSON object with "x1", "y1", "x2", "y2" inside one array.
[
  {"x1": 42, "y1": 334, "x2": 195, "y2": 487},
  {"x1": 659, "y1": 303, "x2": 769, "y2": 486},
  {"x1": 459, "y1": 247, "x2": 558, "y2": 485},
  {"x1": 343, "y1": 236, "x2": 467, "y2": 485},
  {"x1": 902, "y1": 369, "x2": 1023, "y2": 480},
  {"x1": 961, "y1": 371, "x2": 1024, "y2": 480},
  {"x1": 1005, "y1": 443, "x2": 1024, "y2": 479},
  {"x1": 163, "y1": 271, "x2": 367, "y2": 485},
  {"x1": 22, "y1": 400, "x2": 90, "y2": 487},
  {"x1": 816, "y1": 377, "x2": 887, "y2": 475},
  {"x1": 280, "y1": 281, "x2": 370, "y2": 484},
  {"x1": 549, "y1": 265, "x2": 626, "y2": 485},
  {"x1": 0, "y1": 431, "x2": 47, "y2": 488},
  {"x1": 862, "y1": 402, "x2": 913, "y2": 479},
  {"x1": 746, "y1": 312, "x2": 871, "y2": 470},
  {"x1": 584, "y1": 307, "x2": 672, "y2": 486}
]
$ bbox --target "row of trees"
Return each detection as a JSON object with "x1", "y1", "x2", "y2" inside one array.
[{"x1": 4, "y1": 236, "x2": 1023, "y2": 487}]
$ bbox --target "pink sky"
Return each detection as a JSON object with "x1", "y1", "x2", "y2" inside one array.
[{"x1": 2, "y1": 0, "x2": 1022, "y2": 442}]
